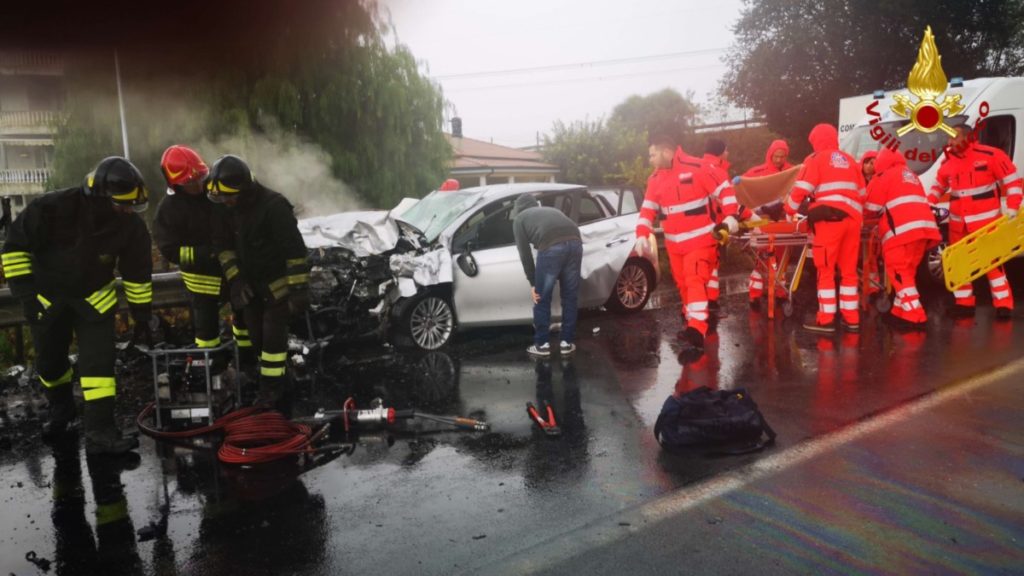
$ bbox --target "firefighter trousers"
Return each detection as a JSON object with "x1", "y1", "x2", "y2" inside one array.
[
  {"x1": 668, "y1": 246, "x2": 718, "y2": 336},
  {"x1": 29, "y1": 299, "x2": 116, "y2": 402},
  {"x1": 883, "y1": 239, "x2": 928, "y2": 324},
  {"x1": 189, "y1": 290, "x2": 252, "y2": 357},
  {"x1": 243, "y1": 297, "x2": 291, "y2": 389},
  {"x1": 811, "y1": 218, "x2": 861, "y2": 326}
]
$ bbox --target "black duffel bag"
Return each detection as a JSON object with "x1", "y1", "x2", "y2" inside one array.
[{"x1": 654, "y1": 387, "x2": 776, "y2": 455}]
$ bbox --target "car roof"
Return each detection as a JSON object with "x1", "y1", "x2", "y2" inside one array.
[{"x1": 454, "y1": 182, "x2": 586, "y2": 202}]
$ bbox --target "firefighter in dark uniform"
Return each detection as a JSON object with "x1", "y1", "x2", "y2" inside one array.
[
  {"x1": 1, "y1": 157, "x2": 152, "y2": 454},
  {"x1": 206, "y1": 155, "x2": 309, "y2": 406},
  {"x1": 153, "y1": 145, "x2": 253, "y2": 364}
]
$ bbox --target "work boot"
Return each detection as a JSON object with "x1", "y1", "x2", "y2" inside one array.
[
  {"x1": 840, "y1": 319, "x2": 860, "y2": 333},
  {"x1": 42, "y1": 385, "x2": 79, "y2": 443},
  {"x1": 995, "y1": 307, "x2": 1013, "y2": 320},
  {"x1": 83, "y1": 397, "x2": 139, "y2": 456},
  {"x1": 677, "y1": 326, "x2": 705, "y2": 351},
  {"x1": 749, "y1": 298, "x2": 761, "y2": 312},
  {"x1": 802, "y1": 319, "x2": 836, "y2": 334},
  {"x1": 258, "y1": 377, "x2": 293, "y2": 416}
]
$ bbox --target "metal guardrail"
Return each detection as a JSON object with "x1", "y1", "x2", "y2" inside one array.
[{"x1": 0, "y1": 271, "x2": 191, "y2": 328}]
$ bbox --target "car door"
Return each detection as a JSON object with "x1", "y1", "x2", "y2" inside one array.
[
  {"x1": 451, "y1": 197, "x2": 535, "y2": 327},
  {"x1": 574, "y1": 190, "x2": 638, "y2": 308}
]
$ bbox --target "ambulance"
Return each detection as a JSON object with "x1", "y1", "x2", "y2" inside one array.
[{"x1": 838, "y1": 76, "x2": 1024, "y2": 282}]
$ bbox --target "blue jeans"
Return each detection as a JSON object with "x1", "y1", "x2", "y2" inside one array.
[{"x1": 533, "y1": 240, "x2": 583, "y2": 346}]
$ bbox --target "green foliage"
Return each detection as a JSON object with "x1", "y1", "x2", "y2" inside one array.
[
  {"x1": 609, "y1": 88, "x2": 700, "y2": 145},
  {"x1": 722, "y1": 0, "x2": 1024, "y2": 141},
  {"x1": 49, "y1": 0, "x2": 449, "y2": 210}
]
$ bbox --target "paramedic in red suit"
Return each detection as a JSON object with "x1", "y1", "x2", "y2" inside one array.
[
  {"x1": 742, "y1": 139, "x2": 793, "y2": 307},
  {"x1": 636, "y1": 133, "x2": 739, "y2": 354},
  {"x1": 929, "y1": 124, "x2": 1023, "y2": 319},
  {"x1": 864, "y1": 148, "x2": 941, "y2": 328},
  {"x1": 700, "y1": 138, "x2": 739, "y2": 316},
  {"x1": 785, "y1": 124, "x2": 866, "y2": 333}
]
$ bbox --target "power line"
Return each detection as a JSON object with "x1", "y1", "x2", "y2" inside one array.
[
  {"x1": 441, "y1": 63, "x2": 727, "y2": 92},
  {"x1": 433, "y1": 47, "x2": 728, "y2": 81}
]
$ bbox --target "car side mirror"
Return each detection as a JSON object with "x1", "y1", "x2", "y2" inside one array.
[{"x1": 457, "y1": 241, "x2": 479, "y2": 277}]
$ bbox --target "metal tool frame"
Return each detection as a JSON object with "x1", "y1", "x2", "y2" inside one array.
[{"x1": 147, "y1": 341, "x2": 241, "y2": 430}]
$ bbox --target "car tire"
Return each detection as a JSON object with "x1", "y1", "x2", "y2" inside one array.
[
  {"x1": 392, "y1": 293, "x2": 456, "y2": 350},
  {"x1": 924, "y1": 242, "x2": 946, "y2": 286},
  {"x1": 605, "y1": 258, "x2": 655, "y2": 313}
]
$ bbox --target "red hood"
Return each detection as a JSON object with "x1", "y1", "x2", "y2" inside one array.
[
  {"x1": 808, "y1": 124, "x2": 839, "y2": 153},
  {"x1": 860, "y1": 150, "x2": 878, "y2": 164},
  {"x1": 702, "y1": 153, "x2": 730, "y2": 172},
  {"x1": 873, "y1": 148, "x2": 905, "y2": 175},
  {"x1": 764, "y1": 139, "x2": 790, "y2": 166}
]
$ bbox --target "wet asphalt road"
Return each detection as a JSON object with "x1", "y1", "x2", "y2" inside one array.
[{"x1": 1, "y1": 263, "x2": 1023, "y2": 575}]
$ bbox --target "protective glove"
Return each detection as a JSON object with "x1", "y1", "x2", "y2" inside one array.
[
  {"x1": 723, "y1": 215, "x2": 740, "y2": 234},
  {"x1": 635, "y1": 236, "x2": 651, "y2": 256},
  {"x1": 288, "y1": 287, "x2": 310, "y2": 317},
  {"x1": 20, "y1": 295, "x2": 43, "y2": 323},
  {"x1": 747, "y1": 212, "x2": 763, "y2": 223},
  {"x1": 230, "y1": 279, "x2": 255, "y2": 310},
  {"x1": 1006, "y1": 208, "x2": 1019, "y2": 220}
]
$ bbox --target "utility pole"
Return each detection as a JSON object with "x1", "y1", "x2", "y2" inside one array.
[{"x1": 114, "y1": 51, "x2": 130, "y2": 160}]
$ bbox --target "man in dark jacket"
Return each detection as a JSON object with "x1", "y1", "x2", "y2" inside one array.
[
  {"x1": 512, "y1": 193, "x2": 582, "y2": 358},
  {"x1": 207, "y1": 155, "x2": 309, "y2": 407},
  {"x1": 1, "y1": 157, "x2": 152, "y2": 454},
  {"x1": 153, "y1": 145, "x2": 252, "y2": 366}
]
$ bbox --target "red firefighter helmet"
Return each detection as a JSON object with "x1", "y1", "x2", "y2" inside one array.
[
  {"x1": 160, "y1": 145, "x2": 209, "y2": 188},
  {"x1": 439, "y1": 178, "x2": 460, "y2": 191}
]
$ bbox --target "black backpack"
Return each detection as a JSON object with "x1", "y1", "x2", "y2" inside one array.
[{"x1": 654, "y1": 387, "x2": 776, "y2": 455}]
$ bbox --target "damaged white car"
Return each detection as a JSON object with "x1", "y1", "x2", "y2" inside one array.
[{"x1": 299, "y1": 183, "x2": 659, "y2": 350}]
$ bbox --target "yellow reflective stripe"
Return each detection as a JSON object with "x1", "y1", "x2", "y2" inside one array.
[
  {"x1": 92, "y1": 291, "x2": 118, "y2": 314},
  {"x1": 287, "y1": 273, "x2": 309, "y2": 285},
  {"x1": 111, "y1": 186, "x2": 140, "y2": 201},
  {"x1": 179, "y1": 246, "x2": 195, "y2": 267},
  {"x1": 286, "y1": 257, "x2": 307, "y2": 267},
  {"x1": 195, "y1": 336, "x2": 221, "y2": 348},
  {"x1": 2, "y1": 251, "x2": 31, "y2": 262},
  {"x1": 224, "y1": 266, "x2": 239, "y2": 281},
  {"x1": 85, "y1": 281, "x2": 116, "y2": 305},
  {"x1": 260, "y1": 366, "x2": 286, "y2": 377},
  {"x1": 123, "y1": 281, "x2": 153, "y2": 304},
  {"x1": 181, "y1": 272, "x2": 221, "y2": 286},
  {"x1": 235, "y1": 339, "x2": 252, "y2": 348},
  {"x1": 261, "y1": 351, "x2": 287, "y2": 362},
  {"x1": 268, "y1": 276, "x2": 289, "y2": 298},
  {"x1": 218, "y1": 250, "x2": 237, "y2": 265},
  {"x1": 4, "y1": 263, "x2": 32, "y2": 277},
  {"x1": 184, "y1": 283, "x2": 220, "y2": 296},
  {"x1": 37, "y1": 294, "x2": 52, "y2": 309},
  {"x1": 95, "y1": 499, "x2": 128, "y2": 526},
  {"x1": 81, "y1": 376, "x2": 116, "y2": 401},
  {"x1": 232, "y1": 326, "x2": 249, "y2": 337},
  {"x1": 40, "y1": 367, "x2": 73, "y2": 388}
]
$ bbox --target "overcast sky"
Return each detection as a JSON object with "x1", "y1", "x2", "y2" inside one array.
[{"x1": 382, "y1": 0, "x2": 745, "y2": 148}]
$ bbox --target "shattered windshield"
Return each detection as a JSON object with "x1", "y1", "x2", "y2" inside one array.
[
  {"x1": 398, "y1": 190, "x2": 483, "y2": 242},
  {"x1": 842, "y1": 115, "x2": 969, "y2": 175}
]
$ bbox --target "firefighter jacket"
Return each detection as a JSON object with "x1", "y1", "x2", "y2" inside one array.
[
  {"x1": 864, "y1": 149, "x2": 941, "y2": 249},
  {"x1": 153, "y1": 191, "x2": 229, "y2": 297},
  {"x1": 1, "y1": 188, "x2": 153, "y2": 319},
  {"x1": 786, "y1": 124, "x2": 866, "y2": 221},
  {"x1": 637, "y1": 147, "x2": 722, "y2": 255},
  {"x1": 928, "y1": 142, "x2": 1022, "y2": 230},
  {"x1": 214, "y1": 184, "x2": 309, "y2": 301}
]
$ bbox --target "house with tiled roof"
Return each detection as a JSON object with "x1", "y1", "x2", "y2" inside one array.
[{"x1": 446, "y1": 119, "x2": 559, "y2": 188}]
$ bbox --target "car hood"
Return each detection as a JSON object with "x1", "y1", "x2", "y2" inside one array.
[{"x1": 299, "y1": 209, "x2": 425, "y2": 257}]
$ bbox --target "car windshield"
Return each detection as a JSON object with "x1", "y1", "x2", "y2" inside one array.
[
  {"x1": 398, "y1": 190, "x2": 484, "y2": 242},
  {"x1": 842, "y1": 115, "x2": 969, "y2": 175}
]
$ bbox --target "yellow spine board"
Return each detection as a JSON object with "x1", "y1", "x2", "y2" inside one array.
[{"x1": 941, "y1": 214, "x2": 1024, "y2": 291}]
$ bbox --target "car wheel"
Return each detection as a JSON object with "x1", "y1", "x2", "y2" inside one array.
[
  {"x1": 605, "y1": 258, "x2": 654, "y2": 313},
  {"x1": 926, "y1": 242, "x2": 946, "y2": 285},
  {"x1": 397, "y1": 294, "x2": 455, "y2": 350}
]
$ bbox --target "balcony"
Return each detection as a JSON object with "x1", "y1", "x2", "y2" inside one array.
[
  {"x1": 0, "y1": 168, "x2": 51, "y2": 184},
  {"x1": 0, "y1": 110, "x2": 60, "y2": 136},
  {"x1": 0, "y1": 51, "x2": 65, "y2": 76}
]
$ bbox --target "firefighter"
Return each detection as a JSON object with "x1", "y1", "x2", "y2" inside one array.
[
  {"x1": 153, "y1": 145, "x2": 252, "y2": 364},
  {"x1": 1, "y1": 157, "x2": 152, "y2": 454},
  {"x1": 700, "y1": 138, "x2": 739, "y2": 317},
  {"x1": 930, "y1": 124, "x2": 1023, "y2": 318},
  {"x1": 742, "y1": 139, "x2": 793, "y2": 308},
  {"x1": 785, "y1": 124, "x2": 866, "y2": 333},
  {"x1": 636, "y1": 133, "x2": 738, "y2": 353},
  {"x1": 207, "y1": 155, "x2": 309, "y2": 407},
  {"x1": 864, "y1": 148, "x2": 941, "y2": 328}
]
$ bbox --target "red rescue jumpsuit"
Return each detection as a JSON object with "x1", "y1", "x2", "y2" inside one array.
[
  {"x1": 929, "y1": 142, "x2": 1022, "y2": 310},
  {"x1": 785, "y1": 124, "x2": 867, "y2": 327},
  {"x1": 742, "y1": 139, "x2": 793, "y2": 301},
  {"x1": 637, "y1": 147, "x2": 723, "y2": 337},
  {"x1": 860, "y1": 150, "x2": 882, "y2": 295},
  {"x1": 864, "y1": 149, "x2": 941, "y2": 324},
  {"x1": 701, "y1": 154, "x2": 738, "y2": 304}
]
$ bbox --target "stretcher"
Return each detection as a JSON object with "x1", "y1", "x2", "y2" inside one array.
[
  {"x1": 733, "y1": 220, "x2": 811, "y2": 319},
  {"x1": 941, "y1": 212, "x2": 1024, "y2": 291}
]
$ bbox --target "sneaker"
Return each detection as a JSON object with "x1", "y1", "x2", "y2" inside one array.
[
  {"x1": 527, "y1": 343, "x2": 551, "y2": 358},
  {"x1": 559, "y1": 341, "x2": 576, "y2": 355},
  {"x1": 995, "y1": 307, "x2": 1013, "y2": 320},
  {"x1": 802, "y1": 320, "x2": 836, "y2": 334}
]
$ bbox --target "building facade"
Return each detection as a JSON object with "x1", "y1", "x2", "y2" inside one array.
[{"x1": 0, "y1": 51, "x2": 63, "y2": 218}]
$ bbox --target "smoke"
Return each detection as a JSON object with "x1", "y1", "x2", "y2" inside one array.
[{"x1": 196, "y1": 127, "x2": 365, "y2": 218}]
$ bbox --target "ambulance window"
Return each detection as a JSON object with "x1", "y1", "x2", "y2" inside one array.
[{"x1": 978, "y1": 115, "x2": 1015, "y2": 159}]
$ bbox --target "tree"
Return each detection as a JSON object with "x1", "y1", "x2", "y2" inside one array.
[
  {"x1": 609, "y1": 88, "x2": 701, "y2": 145},
  {"x1": 721, "y1": 0, "x2": 1024, "y2": 142},
  {"x1": 542, "y1": 119, "x2": 648, "y2": 190}
]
